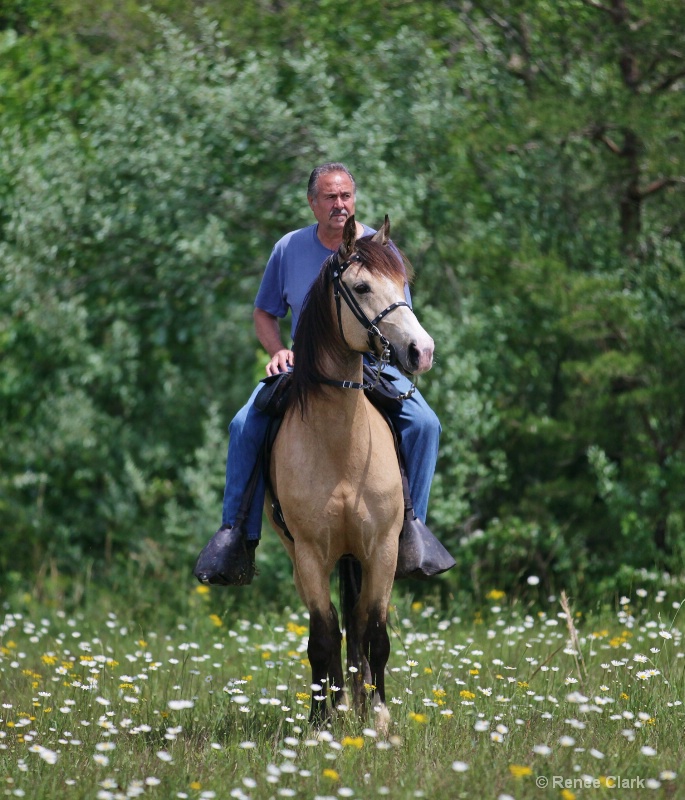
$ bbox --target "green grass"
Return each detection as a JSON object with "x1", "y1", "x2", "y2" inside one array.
[{"x1": 1, "y1": 578, "x2": 684, "y2": 799}]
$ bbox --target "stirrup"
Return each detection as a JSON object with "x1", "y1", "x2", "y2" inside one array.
[
  {"x1": 395, "y1": 516, "x2": 456, "y2": 581},
  {"x1": 193, "y1": 525, "x2": 257, "y2": 586}
]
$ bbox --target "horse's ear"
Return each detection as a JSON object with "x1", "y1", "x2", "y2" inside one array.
[
  {"x1": 372, "y1": 215, "x2": 391, "y2": 245},
  {"x1": 339, "y1": 215, "x2": 358, "y2": 261}
]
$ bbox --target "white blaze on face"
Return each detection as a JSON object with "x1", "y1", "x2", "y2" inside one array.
[{"x1": 384, "y1": 304, "x2": 434, "y2": 374}]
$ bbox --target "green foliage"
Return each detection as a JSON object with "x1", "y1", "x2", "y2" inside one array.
[{"x1": 1, "y1": 1, "x2": 685, "y2": 603}]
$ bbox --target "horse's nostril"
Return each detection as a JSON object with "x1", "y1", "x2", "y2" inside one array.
[{"x1": 408, "y1": 343, "x2": 420, "y2": 370}]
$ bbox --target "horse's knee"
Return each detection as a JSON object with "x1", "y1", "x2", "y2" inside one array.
[
  {"x1": 364, "y1": 608, "x2": 390, "y2": 665},
  {"x1": 370, "y1": 626, "x2": 390, "y2": 667},
  {"x1": 308, "y1": 610, "x2": 340, "y2": 674}
]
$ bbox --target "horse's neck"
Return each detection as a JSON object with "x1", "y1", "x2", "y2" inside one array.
[
  {"x1": 313, "y1": 351, "x2": 367, "y2": 425},
  {"x1": 321, "y1": 350, "x2": 364, "y2": 388}
]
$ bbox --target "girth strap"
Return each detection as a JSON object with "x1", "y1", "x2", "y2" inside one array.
[{"x1": 261, "y1": 414, "x2": 293, "y2": 542}]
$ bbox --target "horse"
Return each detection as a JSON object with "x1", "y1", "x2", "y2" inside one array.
[{"x1": 266, "y1": 215, "x2": 434, "y2": 731}]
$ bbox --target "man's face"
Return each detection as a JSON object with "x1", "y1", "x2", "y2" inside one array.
[{"x1": 308, "y1": 171, "x2": 356, "y2": 240}]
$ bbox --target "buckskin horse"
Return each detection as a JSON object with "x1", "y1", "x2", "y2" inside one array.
[{"x1": 267, "y1": 215, "x2": 434, "y2": 731}]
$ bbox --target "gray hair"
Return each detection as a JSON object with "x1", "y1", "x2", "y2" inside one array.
[{"x1": 307, "y1": 162, "x2": 356, "y2": 199}]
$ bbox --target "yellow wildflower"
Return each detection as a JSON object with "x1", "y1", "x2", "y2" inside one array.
[
  {"x1": 341, "y1": 736, "x2": 364, "y2": 749},
  {"x1": 323, "y1": 769, "x2": 340, "y2": 781},
  {"x1": 508, "y1": 764, "x2": 532, "y2": 779},
  {"x1": 287, "y1": 622, "x2": 308, "y2": 636}
]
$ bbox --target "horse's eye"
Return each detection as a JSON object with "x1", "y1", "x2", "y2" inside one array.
[{"x1": 353, "y1": 282, "x2": 371, "y2": 295}]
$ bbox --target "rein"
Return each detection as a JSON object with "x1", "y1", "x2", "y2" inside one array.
[{"x1": 325, "y1": 252, "x2": 416, "y2": 398}]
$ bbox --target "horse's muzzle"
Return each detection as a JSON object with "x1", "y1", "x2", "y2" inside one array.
[{"x1": 407, "y1": 340, "x2": 434, "y2": 374}]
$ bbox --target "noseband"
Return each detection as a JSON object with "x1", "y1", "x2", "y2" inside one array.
[{"x1": 325, "y1": 252, "x2": 416, "y2": 397}]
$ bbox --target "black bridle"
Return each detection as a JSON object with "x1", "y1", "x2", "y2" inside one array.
[{"x1": 323, "y1": 252, "x2": 416, "y2": 397}]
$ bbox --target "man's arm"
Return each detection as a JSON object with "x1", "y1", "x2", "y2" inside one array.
[{"x1": 253, "y1": 307, "x2": 294, "y2": 376}]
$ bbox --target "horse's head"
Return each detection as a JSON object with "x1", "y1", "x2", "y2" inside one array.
[{"x1": 334, "y1": 215, "x2": 434, "y2": 376}]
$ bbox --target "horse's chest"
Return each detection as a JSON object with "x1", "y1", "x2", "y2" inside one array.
[{"x1": 273, "y1": 411, "x2": 402, "y2": 520}]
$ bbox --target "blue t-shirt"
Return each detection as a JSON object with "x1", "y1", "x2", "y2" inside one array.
[{"x1": 255, "y1": 222, "x2": 409, "y2": 340}]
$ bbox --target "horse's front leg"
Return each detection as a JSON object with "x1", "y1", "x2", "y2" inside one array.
[
  {"x1": 327, "y1": 603, "x2": 346, "y2": 709},
  {"x1": 294, "y1": 546, "x2": 340, "y2": 725},
  {"x1": 345, "y1": 612, "x2": 365, "y2": 711},
  {"x1": 359, "y1": 602, "x2": 390, "y2": 735},
  {"x1": 357, "y1": 550, "x2": 396, "y2": 735},
  {"x1": 308, "y1": 607, "x2": 340, "y2": 724},
  {"x1": 364, "y1": 603, "x2": 390, "y2": 706}
]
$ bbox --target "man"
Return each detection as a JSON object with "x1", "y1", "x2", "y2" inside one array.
[{"x1": 195, "y1": 162, "x2": 445, "y2": 585}]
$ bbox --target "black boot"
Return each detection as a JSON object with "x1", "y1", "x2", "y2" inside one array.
[
  {"x1": 394, "y1": 468, "x2": 456, "y2": 580},
  {"x1": 193, "y1": 525, "x2": 257, "y2": 586},
  {"x1": 395, "y1": 515, "x2": 456, "y2": 580}
]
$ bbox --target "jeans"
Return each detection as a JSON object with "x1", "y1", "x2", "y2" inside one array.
[{"x1": 221, "y1": 364, "x2": 441, "y2": 540}]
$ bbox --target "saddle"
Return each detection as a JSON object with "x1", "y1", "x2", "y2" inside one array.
[
  {"x1": 253, "y1": 370, "x2": 456, "y2": 581},
  {"x1": 254, "y1": 363, "x2": 403, "y2": 416}
]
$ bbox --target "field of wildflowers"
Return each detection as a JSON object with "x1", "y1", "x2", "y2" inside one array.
[{"x1": 1, "y1": 578, "x2": 683, "y2": 799}]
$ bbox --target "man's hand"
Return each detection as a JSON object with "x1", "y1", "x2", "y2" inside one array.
[
  {"x1": 266, "y1": 348, "x2": 294, "y2": 376},
  {"x1": 254, "y1": 308, "x2": 293, "y2": 375}
]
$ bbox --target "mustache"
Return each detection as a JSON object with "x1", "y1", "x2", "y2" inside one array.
[{"x1": 329, "y1": 208, "x2": 348, "y2": 218}]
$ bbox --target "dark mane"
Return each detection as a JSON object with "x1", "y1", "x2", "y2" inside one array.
[{"x1": 289, "y1": 235, "x2": 410, "y2": 417}]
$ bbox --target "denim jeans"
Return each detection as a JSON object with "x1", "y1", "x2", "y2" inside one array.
[{"x1": 221, "y1": 364, "x2": 441, "y2": 540}]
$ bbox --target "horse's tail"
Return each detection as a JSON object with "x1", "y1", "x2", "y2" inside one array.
[{"x1": 339, "y1": 556, "x2": 362, "y2": 651}]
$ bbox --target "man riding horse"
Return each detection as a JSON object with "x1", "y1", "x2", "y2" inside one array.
[{"x1": 194, "y1": 162, "x2": 452, "y2": 585}]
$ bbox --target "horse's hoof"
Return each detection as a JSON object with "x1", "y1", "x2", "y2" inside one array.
[
  {"x1": 193, "y1": 526, "x2": 257, "y2": 586},
  {"x1": 373, "y1": 703, "x2": 391, "y2": 737}
]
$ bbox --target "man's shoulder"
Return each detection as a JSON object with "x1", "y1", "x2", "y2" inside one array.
[{"x1": 273, "y1": 223, "x2": 317, "y2": 251}]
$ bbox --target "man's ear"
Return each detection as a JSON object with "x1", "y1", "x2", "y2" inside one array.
[
  {"x1": 338, "y1": 214, "x2": 358, "y2": 261},
  {"x1": 371, "y1": 214, "x2": 390, "y2": 245}
]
